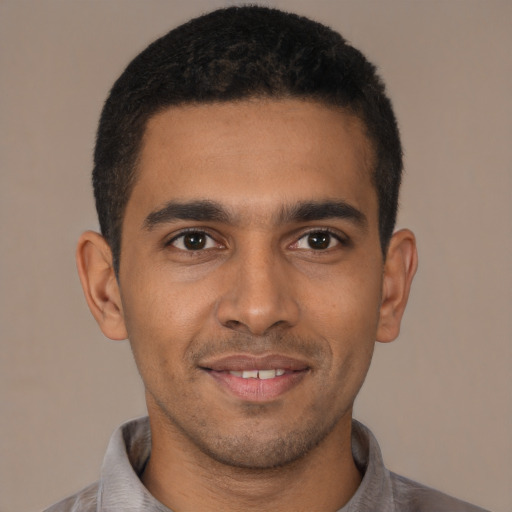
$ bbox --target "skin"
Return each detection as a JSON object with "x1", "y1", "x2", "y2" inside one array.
[{"x1": 77, "y1": 99, "x2": 417, "y2": 511}]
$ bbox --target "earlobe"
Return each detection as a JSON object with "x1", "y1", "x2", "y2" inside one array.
[
  {"x1": 376, "y1": 229, "x2": 418, "y2": 343},
  {"x1": 76, "y1": 231, "x2": 128, "y2": 341}
]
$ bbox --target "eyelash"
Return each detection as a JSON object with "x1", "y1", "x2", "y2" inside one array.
[
  {"x1": 294, "y1": 228, "x2": 349, "y2": 250},
  {"x1": 165, "y1": 227, "x2": 349, "y2": 252},
  {"x1": 165, "y1": 228, "x2": 220, "y2": 250}
]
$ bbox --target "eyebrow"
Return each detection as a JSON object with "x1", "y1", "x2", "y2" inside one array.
[
  {"x1": 143, "y1": 199, "x2": 367, "y2": 230},
  {"x1": 278, "y1": 200, "x2": 367, "y2": 228},
  {"x1": 143, "y1": 200, "x2": 230, "y2": 230}
]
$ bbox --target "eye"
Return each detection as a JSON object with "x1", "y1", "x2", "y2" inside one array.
[
  {"x1": 169, "y1": 231, "x2": 218, "y2": 251},
  {"x1": 295, "y1": 230, "x2": 342, "y2": 250}
]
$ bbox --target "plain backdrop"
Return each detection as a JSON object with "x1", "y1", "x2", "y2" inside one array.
[{"x1": 1, "y1": 1, "x2": 510, "y2": 511}]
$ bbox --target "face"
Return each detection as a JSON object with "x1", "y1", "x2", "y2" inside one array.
[{"x1": 117, "y1": 99, "x2": 385, "y2": 468}]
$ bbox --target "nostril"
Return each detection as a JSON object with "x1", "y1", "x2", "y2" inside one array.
[
  {"x1": 222, "y1": 318, "x2": 290, "y2": 337},
  {"x1": 224, "y1": 319, "x2": 242, "y2": 330}
]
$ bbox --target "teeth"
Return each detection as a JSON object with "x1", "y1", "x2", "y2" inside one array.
[
  {"x1": 258, "y1": 369, "x2": 276, "y2": 380},
  {"x1": 228, "y1": 369, "x2": 286, "y2": 379}
]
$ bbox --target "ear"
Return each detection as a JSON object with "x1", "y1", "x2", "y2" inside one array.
[
  {"x1": 376, "y1": 229, "x2": 418, "y2": 343},
  {"x1": 76, "y1": 231, "x2": 128, "y2": 340}
]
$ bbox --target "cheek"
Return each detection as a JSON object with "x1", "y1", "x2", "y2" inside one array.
[
  {"x1": 316, "y1": 288, "x2": 378, "y2": 408},
  {"x1": 305, "y1": 265, "x2": 382, "y2": 336},
  {"x1": 123, "y1": 257, "x2": 214, "y2": 327},
  {"x1": 119, "y1": 259, "x2": 231, "y2": 381},
  {"x1": 120, "y1": 274, "x2": 206, "y2": 369},
  {"x1": 303, "y1": 262, "x2": 382, "y2": 376}
]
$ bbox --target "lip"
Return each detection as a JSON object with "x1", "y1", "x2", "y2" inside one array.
[
  {"x1": 200, "y1": 354, "x2": 310, "y2": 402},
  {"x1": 200, "y1": 354, "x2": 310, "y2": 372}
]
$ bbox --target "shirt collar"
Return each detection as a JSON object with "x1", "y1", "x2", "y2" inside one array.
[
  {"x1": 99, "y1": 417, "x2": 171, "y2": 511},
  {"x1": 341, "y1": 419, "x2": 394, "y2": 511},
  {"x1": 97, "y1": 416, "x2": 393, "y2": 511}
]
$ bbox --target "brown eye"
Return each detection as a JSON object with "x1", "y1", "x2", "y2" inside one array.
[
  {"x1": 183, "y1": 232, "x2": 206, "y2": 250},
  {"x1": 294, "y1": 230, "x2": 342, "y2": 251},
  {"x1": 170, "y1": 231, "x2": 216, "y2": 251},
  {"x1": 307, "y1": 232, "x2": 331, "y2": 250}
]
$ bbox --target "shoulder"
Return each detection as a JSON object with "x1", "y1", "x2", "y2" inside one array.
[
  {"x1": 42, "y1": 482, "x2": 99, "y2": 512},
  {"x1": 390, "y1": 472, "x2": 490, "y2": 512}
]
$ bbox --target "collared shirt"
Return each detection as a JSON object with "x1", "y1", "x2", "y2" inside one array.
[{"x1": 44, "y1": 417, "x2": 489, "y2": 512}]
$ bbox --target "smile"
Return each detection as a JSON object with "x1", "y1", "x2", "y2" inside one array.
[
  {"x1": 228, "y1": 369, "x2": 286, "y2": 379},
  {"x1": 200, "y1": 354, "x2": 310, "y2": 402}
]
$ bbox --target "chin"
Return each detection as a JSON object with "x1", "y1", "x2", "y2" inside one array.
[{"x1": 188, "y1": 417, "x2": 341, "y2": 470}]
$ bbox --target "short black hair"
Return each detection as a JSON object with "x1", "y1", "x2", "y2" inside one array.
[{"x1": 93, "y1": 5, "x2": 402, "y2": 273}]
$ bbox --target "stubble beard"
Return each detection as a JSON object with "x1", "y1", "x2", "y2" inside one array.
[
  {"x1": 145, "y1": 332, "x2": 369, "y2": 471},
  {"x1": 151, "y1": 383, "x2": 352, "y2": 471},
  {"x1": 195, "y1": 413, "x2": 347, "y2": 471}
]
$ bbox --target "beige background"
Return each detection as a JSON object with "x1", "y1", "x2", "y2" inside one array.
[{"x1": 1, "y1": 1, "x2": 511, "y2": 511}]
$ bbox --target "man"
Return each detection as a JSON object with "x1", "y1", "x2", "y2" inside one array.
[{"x1": 45, "y1": 6, "x2": 488, "y2": 512}]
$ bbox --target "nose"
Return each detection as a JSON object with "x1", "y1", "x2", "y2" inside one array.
[{"x1": 215, "y1": 244, "x2": 300, "y2": 336}]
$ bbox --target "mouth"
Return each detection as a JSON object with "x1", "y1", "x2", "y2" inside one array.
[
  {"x1": 199, "y1": 354, "x2": 310, "y2": 402},
  {"x1": 224, "y1": 369, "x2": 287, "y2": 379}
]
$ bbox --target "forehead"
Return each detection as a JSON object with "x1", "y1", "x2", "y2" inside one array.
[{"x1": 127, "y1": 99, "x2": 376, "y2": 226}]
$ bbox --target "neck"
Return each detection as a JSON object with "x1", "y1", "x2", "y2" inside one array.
[{"x1": 142, "y1": 412, "x2": 361, "y2": 512}]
